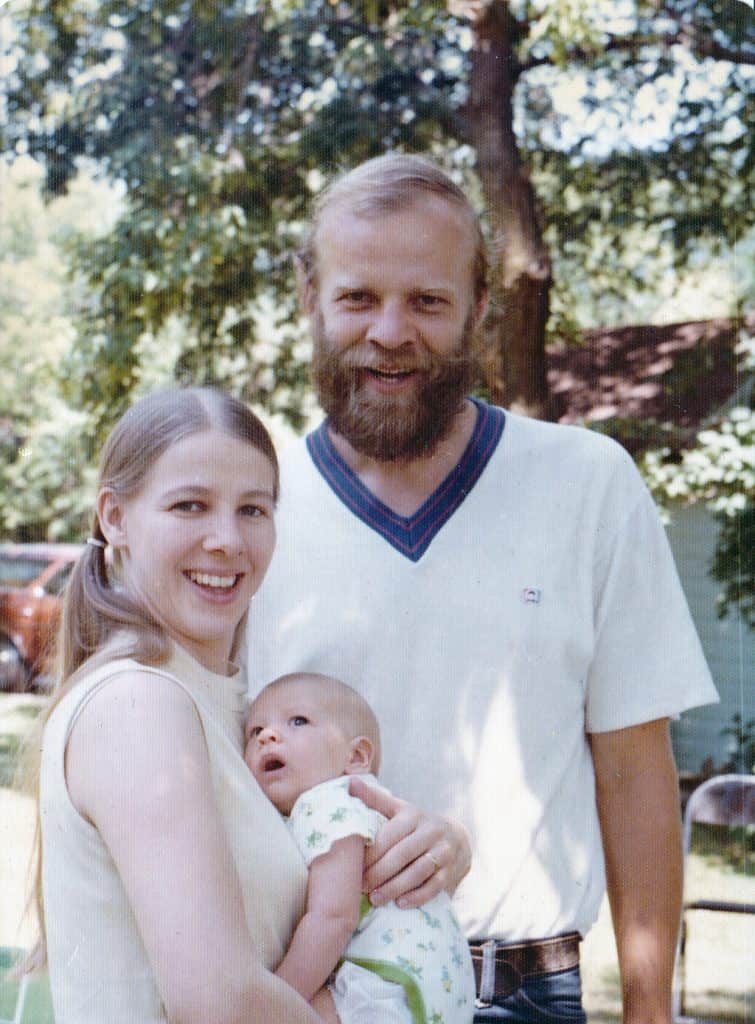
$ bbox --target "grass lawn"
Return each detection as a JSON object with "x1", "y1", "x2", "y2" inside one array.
[
  {"x1": 1, "y1": 693, "x2": 752, "y2": 1022},
  {"x1": 580, "y1": 855, "x2": 754, "y2": 1023}
]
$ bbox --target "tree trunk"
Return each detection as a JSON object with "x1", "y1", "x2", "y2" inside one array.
[{"x1": 461, "y1": 1, "x2": 553, "y2": 419}]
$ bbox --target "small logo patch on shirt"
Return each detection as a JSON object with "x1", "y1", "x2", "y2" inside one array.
[{"x1": 521, "y1": 587, "x2": 542, "y2": 604}]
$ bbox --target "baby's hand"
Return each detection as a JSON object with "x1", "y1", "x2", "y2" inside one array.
[{"x1": 348, "y1": 776, "x2": 471, "y2": 909}]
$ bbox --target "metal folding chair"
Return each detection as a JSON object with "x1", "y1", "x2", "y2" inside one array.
[{"x1": 673, "y1": 773, "x2": 755, "y2": 1021}]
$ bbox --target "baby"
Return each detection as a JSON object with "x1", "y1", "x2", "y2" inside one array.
[{"x1": 245, "y1": 672, "x2": 475, "y2": 1024}]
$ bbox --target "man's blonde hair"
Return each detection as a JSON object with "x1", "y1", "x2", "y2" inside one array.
[
  {"x1": 298, "y1": 153, "x2": 488, "y2": 303},
  {"x1": 256, "y1": 672, "x2": 382, "y2": 773}
]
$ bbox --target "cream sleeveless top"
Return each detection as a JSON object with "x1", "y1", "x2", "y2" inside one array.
[{"x1": 40, "y1": 643, "x2": 307, "y2": 1023}]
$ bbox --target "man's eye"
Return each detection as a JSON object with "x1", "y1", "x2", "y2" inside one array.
[
  {"x1": 340, "y1": 291, "x2": 371, "y2": 306},
  {"x1": 416, "y1": 294, "x2": 444, "y2": 309},
  {"x1": 291, "y1": 716, "x2": 309, "y2": 727}
]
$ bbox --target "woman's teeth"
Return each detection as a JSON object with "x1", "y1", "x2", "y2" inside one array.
[{"x1": 187, "y1": 571, "x2": 237, "y2": 588}]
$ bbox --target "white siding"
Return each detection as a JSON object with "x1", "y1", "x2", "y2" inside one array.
[{"x1": 666, "y1": 504, "x2": 754, "y2": 773}]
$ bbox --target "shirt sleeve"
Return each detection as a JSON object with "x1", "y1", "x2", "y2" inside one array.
[
  {"x1": 585, "y1": 458, "x2": 719, "y2": 733},
  {"x1": 287, "y1": 776, "x2": 383, "y2": 866}
]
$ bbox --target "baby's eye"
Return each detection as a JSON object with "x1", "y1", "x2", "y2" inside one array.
[
  {"x1": 290, "y1": 715, "x2": 309, "y2": 727},
  {"x1": 247, "y1": 725, "x2": 262, "y2": 739}
]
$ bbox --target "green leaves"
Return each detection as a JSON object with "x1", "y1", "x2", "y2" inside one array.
[{"x1": 1, "y1": 0, "x2": 752, "y2": 556}]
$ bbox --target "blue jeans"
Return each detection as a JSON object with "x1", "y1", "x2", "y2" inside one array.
[{"x1": 472, "y1": 965, "x2": 587, "y2": 1023}]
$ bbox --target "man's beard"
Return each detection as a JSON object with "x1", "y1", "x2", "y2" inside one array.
[{"x1": 311, "y1": 310, "x2": 477, "y2": 462}]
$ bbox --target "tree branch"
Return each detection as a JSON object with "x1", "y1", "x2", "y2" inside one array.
[
  {"x1": 518, "y1": 28, "x2": 755, "y2": 77},
  {"x1": 218, "y1": 14, "x2": 264, "y2": 151}
]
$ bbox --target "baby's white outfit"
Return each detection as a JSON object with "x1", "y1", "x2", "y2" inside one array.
[{"x1": 288, "y1": 775, "x2": 475, "y2": 1024}]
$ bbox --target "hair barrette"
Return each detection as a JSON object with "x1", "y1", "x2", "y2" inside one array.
[{"x1": 86, "y1": 537, "x2": 106, "y2": 549}]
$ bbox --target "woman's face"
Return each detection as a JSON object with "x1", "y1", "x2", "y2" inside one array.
[{"x1": 100, "y1": 428, "x2": 276, "y2": 673}]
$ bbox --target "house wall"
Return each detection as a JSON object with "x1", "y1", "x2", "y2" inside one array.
[{"x1": 665, "y1": 504, "x2": 754, "y2": 773}]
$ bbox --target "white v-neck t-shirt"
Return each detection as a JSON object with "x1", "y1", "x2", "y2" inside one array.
[{"x1": 245, "y1": 402, "x2": 717, "y2": 941}]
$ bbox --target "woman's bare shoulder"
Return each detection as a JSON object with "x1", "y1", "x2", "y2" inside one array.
[
  {"x1": 66, "y1": 665, "x2": 206, "y2": 820},
  {"x1": 73, "y1": 663, "x2": 199, "y2": 729}
]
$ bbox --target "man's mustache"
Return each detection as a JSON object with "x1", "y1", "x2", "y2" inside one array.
[{"x1": 324, "y1": 346, "x2": 469, "y2": 376}]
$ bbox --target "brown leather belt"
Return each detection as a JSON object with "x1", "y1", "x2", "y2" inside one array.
[{"x1": 469, "y1": 933, "x2": 581, "y2": 1004}]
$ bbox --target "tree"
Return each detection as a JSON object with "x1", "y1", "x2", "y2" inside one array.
[
  {"x1": 2, "y1": 0, "x2": 753, "y2": 429},
  {"x1": 0, "y1": 155, "x2": 229, "y2": 540},
  {"x1": 0, "y1": 156, "x2": 120, "y2": 539}
]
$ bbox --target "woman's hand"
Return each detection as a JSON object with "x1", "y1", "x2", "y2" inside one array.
[{"x1": 348, "y1": 776, "x2": 471, "y2": 910}]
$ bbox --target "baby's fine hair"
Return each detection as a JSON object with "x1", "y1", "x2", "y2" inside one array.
[{"x1": 258, "y1": 672, "x2": 382, "y2": 774}]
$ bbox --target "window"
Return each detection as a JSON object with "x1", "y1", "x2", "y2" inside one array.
[{"x1": 0, "y1": 556, "x2": 48, "y2": 588}]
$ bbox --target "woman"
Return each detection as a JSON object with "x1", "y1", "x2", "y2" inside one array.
[
  {"x1": 34, "y1": 388, "x2": 317, "y2": 1023},
  {"x1": 32, "y1": 387, "x2": 469, "y2": 1024}
]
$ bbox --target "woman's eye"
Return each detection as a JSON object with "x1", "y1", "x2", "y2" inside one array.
[
  {"x1": 291, "y1": 716, "x2": 309, "y2": 727},
  {"x1": 173, "y1": 500, "x2": 203, "y2": 513},
  {"x1": 416, "y1": 294, "x2": 443, "y2": 309},
  {"x1": 241, "y1": 504, "x2": 267, "y2": 518}
]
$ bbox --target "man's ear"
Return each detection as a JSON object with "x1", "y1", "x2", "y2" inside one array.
[
  {"x1": 343, "y1": 736, "x2": 375, "y2": 775},
  {"x1": 473, "y1": 287, "x2": 489, "y2": 329},
  {"x1": 96, "y1": 488, "x2": 129, "y2": 553},
  {"x1": 294, "y1": 254, "x2": 318, "y2": 317}
]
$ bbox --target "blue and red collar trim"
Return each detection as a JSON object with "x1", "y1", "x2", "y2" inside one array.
[{"x1": 305, "y1": 398, "x2": 505, "y2": 562}]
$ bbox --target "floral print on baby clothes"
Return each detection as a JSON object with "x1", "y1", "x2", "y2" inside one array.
[{"x1": 288, "y1": 775, "x2": 475, "y2": 1024}]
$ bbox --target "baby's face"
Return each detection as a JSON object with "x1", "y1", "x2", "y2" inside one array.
[{"x1": 245, "y1": 680, "x2": 355, "y2": 815}]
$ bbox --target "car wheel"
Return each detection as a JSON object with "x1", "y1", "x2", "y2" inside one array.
[{"x1": 0, "y1": 637, "x2": 27, "y2": 692}]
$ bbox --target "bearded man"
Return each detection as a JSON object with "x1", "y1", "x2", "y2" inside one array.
[{"x1": 244, "y1": 154, "x2": 717, "y2": 1024}]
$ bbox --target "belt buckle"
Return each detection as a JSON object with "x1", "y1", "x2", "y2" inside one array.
[
  {"x1": 475, "y1": 939, "x2": 497, "y2": 1008},
  {"x1": 474, "y1": 940, "x2": 523, "y2": 1008}
]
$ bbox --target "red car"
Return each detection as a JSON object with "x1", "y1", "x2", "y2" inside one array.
[{"x1": 0, "y1": 542, "x2": 82, "y2": 692}]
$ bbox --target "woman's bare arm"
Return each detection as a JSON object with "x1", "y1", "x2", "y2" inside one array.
[{"x1": 66, "y1": 671, "x2": 320, "y2": 1024}]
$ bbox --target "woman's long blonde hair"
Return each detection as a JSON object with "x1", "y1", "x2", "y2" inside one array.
[{"x1": 23, "y1": 387, "x2": 279, "y2": 967}]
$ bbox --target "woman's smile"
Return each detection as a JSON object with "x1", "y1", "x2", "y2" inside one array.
[{"x1": 184, "y1": 569, "x2": 245, "y2": 602}]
